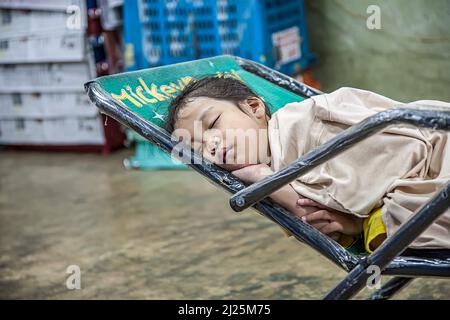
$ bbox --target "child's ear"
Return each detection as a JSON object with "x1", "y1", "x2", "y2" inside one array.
[{"x1": 243, "y1": 97, "x2": 266, "y2": 119}]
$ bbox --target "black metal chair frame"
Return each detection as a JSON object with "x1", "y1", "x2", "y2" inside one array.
[{"x1": 85, "y1": 56, "x2": 450, "y2": 300}]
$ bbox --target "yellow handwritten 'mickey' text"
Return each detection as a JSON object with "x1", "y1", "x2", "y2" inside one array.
[{"x1": 110, "y1": 70, "x2": 242, "y2": 108}]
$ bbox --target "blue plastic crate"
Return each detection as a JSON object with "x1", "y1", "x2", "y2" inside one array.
[{"x1": 124, "y1": 0, "x2": 316, "y2": 75}]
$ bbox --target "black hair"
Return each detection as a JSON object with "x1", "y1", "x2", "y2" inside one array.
[{"x1": 164, "y1": 76, "x2": 271, "y2": 133}]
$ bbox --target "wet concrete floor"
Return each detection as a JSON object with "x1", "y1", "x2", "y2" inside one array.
[{"x1": 0, "y1": 149, "x2": 449, "y2": 299}]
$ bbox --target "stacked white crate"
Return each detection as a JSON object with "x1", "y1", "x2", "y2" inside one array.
[{"x1": 0, "y1": 0, "x2": 105, "y2": 146}]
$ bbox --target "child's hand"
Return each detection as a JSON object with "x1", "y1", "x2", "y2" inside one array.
[
  {"x1": 296, "y1": 198, "x2": 336, "y2": 235},
  {"x1": 299, "y1": 200, "x2": 363, "y2": 236},
  {"x1": 297, "y1": 198, "x2": 327, "y2": 209},
  {"x1": 231, "y1": 164, "x2": 273, "y2": 184}
]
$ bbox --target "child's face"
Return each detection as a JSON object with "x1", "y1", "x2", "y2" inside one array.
[{"x1": 173, "y1": 96, "x2": 270, "y2": 171}]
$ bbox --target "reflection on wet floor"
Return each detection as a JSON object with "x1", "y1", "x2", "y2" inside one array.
[{"x1": 0, "y1": 150, "x2": 449, "y2": 299}]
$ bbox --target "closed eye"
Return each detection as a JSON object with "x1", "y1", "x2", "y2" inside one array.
[{"x1": 209, "y1": 114, "x2": 221, "y2": 129}]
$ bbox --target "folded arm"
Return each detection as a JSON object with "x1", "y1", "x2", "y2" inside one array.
[
  {"x1": 231, "y1": 164, "x2": 318, "y2": 218},
  {"x1": 231, "y1": 164, "x2": 363, "y2": 241}
]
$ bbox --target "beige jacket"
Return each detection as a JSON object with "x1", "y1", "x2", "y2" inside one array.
[{"x1": 268, "y1": 87, "x2": 450, "y2": 249}]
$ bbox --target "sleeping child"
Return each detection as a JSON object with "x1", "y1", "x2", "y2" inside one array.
[{"x1": 164, "y1": 76, "x2": 450, "y2": 252}]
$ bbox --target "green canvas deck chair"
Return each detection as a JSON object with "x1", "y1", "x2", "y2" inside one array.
[{"x1": 85, "y1": 55, "x2": 450, "y2": 300}]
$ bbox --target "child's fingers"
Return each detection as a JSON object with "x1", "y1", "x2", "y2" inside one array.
[
  {"x1": 297, "y1": 198, "x2": 326, "y2": 209},
  {"x1": 301, "y1": 210, "x2": 333, "y2": 222},
  {"x1": 320, "y1": 222, "x2": 343, "y2": 235},
  {"x1": 308, "y1": 220, "x2": 330, "y2": 230}
]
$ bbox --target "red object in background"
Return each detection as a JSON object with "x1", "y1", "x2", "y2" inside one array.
[
  {"x1": 103, "y1": 30, "x2": 124, "y2": 74},
  {"x1": 83, "y1": 1, "x2": 126, "y2": 154},
  {"x1": 96, "y1": 61, "x2": 110, "y2": 76},
  {"x1": 87, "y1": 16, "x2": 102, "y2": 36},
  {"x1": 89, "y1": 4, "x2": 126, "y2": 155},
  {"x1": 100, "y1": 113, "x2": 125, "y2": 155},
  {"x1": 300, "y1": 68, "x2": 321, "y2": 90},
  {"x1": 88, "y1": 7, "x2": 101, "y2": 18}
]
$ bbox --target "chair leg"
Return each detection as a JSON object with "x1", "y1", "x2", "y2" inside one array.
[
  {"x1": 368, "y1": 277, "x2": 413, "y2": 300},
  {"x1": 323, "y1": 182, "x2": 450, "y2": 300}
]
